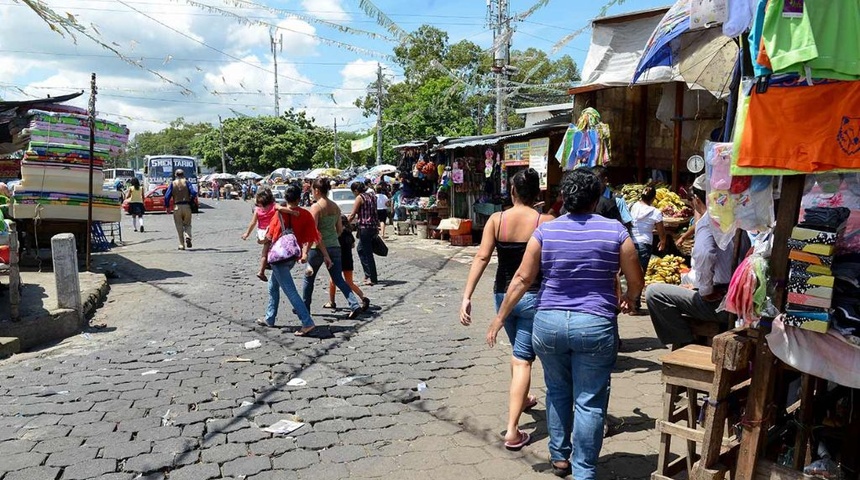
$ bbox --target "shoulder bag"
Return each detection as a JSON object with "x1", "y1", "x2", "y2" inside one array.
[
  {"x1": 372, "y1": 234, "x2": 388, "y2": 257},
  {"x1": 267, "y1": 213, "x2": 302, "y2": 264}
]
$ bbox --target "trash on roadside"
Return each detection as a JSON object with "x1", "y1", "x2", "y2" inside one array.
[
  {"x1": 286, "y1": 378, "x2": 307, "y2": 387},
  {"x1": 161, "y1": 409, "x2": 173, "y2": 427},
  {"x1": 224, "y1": 357, "x2": 253, "y2": 363},
  {"x1": 37, "y1": 389, "x2": 69, "y2": 397},
  {"x1": 162, "y1": 350, "x2": 177, "y2": 356},
  {"x1": 80, "y1": 333, "x2": 92, "y2": 340},
  {"x1": 240, "y1": 401, "x2": 253, "y2": 407},
  {"x1": 244, "y1": 340, "x2": 262, "y2": 349},
  {"x1": 262, "y1": 419, "x2": 305, "y2": 435},
  {"x1": 141, "y1": 370, "x2": 159, "y2": 376},
  {"x1": 417, "y1": 382, "x2": 428, "y2": 392},
  {"x1": 336, "y1": 375, "x2": 370, "y2": 386},
  {"x1": 162, "y1": 358, "x2": 175, "y2": 362},
  {"x1": 203, "y1": 347, "x2": 215, "y2": 352}
]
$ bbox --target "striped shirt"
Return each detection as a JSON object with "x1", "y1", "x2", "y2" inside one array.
[
  {"x1": 533, "y1": 213, "x2": 629, "y2": 319},
  {"x1": 356, "y1": 192, "x2": 378, "y2": 229}
]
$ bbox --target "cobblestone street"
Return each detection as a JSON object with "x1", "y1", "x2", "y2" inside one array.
[{"x1": 0, "y1": 199, "x2": 668, "y2": 479}]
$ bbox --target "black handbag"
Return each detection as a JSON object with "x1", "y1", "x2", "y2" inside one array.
[{"x1": 371, "y1": 235, "x2": 388, "y2": 257}]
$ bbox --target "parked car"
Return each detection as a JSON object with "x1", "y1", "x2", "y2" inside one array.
[
  {"x1": 122, "y1": 184, "x2": 199, "y2": 214},
  {"x1": 330, "y1": 188, "x2": 355, "y2": 215},
  {"x1": 271, "y1": 184, "x2": 289, "y2": 202}
]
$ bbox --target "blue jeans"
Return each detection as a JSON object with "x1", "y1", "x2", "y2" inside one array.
[
  {"x1": 636, "y1": 242, "x2": 652, "y2": 273},
  {"x1": 532, "y1": 310, "x2": 618, "y2": 480},
  {"x1": 303, "y1": 247, "x2": 360, "y2": 312},
  {"x1": 494, "y1": 292, "x2": 537, "y2": 361},
  {"x1": 265, "y1": 260, "x2": 314, "y2": 328},
  {"x1": 356, "y1": 227, "x2": 378, "y2": 283}
]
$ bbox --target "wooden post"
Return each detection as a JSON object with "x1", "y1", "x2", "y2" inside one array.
[
  {"x1": 734, "y1": 332, "x2": 777, "y2": 480},
  {"x1": 672, "y1": 82, "x2": 685, "y2": 191},
  {"x1": 637, "y1": 86, "x2": 648, "y2": 184}
]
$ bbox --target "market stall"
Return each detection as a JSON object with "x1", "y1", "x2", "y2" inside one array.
[{"x1": 640, "y1": 1, "x2": 860, "y2": 478}]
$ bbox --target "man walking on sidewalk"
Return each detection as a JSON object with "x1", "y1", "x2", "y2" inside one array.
[{"x1": 165, "y1": 169, "x2": 198, "y2": 250}]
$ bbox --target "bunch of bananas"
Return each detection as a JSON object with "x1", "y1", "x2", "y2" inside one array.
[
  {"x1": 655, "y1": 188, "x2": 692, "y2": 218},
  {"x1": 645, "y1": 255, "x2": 687, "y2": 285},
  {"x1": 620, "y1": 184, "x2": 646, "y2": 205}
]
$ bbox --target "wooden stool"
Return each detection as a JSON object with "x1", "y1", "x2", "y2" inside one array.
[{"x1": 654, "y1": 345, "x2": 716, "y2": 480}]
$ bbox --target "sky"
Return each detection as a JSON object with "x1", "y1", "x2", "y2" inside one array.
[{"x1": 0, "y1": 0, "x2": 669, "y2": 136}]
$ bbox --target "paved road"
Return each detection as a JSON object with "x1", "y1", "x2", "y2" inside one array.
[{"x1": 0, "y1": 199, "x2": 669, "y2": 480}]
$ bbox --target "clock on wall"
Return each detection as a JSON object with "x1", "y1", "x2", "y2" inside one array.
[{"x1": 687, "y1": 155, "x2": 705, "y2": 173}]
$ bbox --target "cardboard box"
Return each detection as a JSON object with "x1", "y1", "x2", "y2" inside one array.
[
  {"x1": 450, "y1": 234, "x2": 473, "y2": 246},
  {"x1": 437, "y1": 218, "x2": 472, "y2": 236}
]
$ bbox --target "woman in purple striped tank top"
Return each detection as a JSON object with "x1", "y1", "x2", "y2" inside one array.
[{"x1": 493, "y1": 169, "x2": 644, "y2": 480}]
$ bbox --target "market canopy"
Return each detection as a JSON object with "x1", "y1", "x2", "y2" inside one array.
[
  {"x1": 211, "y1": 172, "x2": 236, "y2": 180},
  {"x1": 367, "y1": 164, "x2": 397, "y2": 177}
]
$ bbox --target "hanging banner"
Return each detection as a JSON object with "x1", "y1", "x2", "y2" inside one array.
[
  {"x1": 504, "y1": 141, "x2": 529, "y2": 167},
  {"x1": 351, "y1": 135, "x2": 374, "y2": 153},
  {"x1": 529, "y1": 137, "x2": 550, "y2": 190}
]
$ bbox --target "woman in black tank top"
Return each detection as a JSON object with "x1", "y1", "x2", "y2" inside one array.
[{"x1": 459, "y1": 168, "x2": 553, "y2": 450}]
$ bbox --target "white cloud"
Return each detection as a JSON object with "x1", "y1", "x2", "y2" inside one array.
[
  {"x1": 226, "y1": 18, "x2": 319, "y2": 57},
  {"x1": 301, "y1": 0, "x2": 351, "y2": 23}
]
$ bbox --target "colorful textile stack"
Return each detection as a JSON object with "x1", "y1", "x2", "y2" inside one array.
[
  {"x1": 0, "y1": 157, "x2": 20, "y2": 179},
  {"x1": 555, "y1": 108, "x2": 611, "y2": 170},
  {"x1": 11, "y1": 107, "x2": 128, "y2": 222},
  {"x1": 785, "y1": 207, "x2": 851, "y2": 333}
]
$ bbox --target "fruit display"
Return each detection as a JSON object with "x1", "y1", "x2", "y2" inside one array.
[
  {"x1": 645, "y1": 255, "x2": 688, "y2": 285},
  {"x1": 620, "y1": 183, "x2": 646, "y2": 205},
  {"x1": 655, "y1": 188, "x2": 693, "y2": 218}
]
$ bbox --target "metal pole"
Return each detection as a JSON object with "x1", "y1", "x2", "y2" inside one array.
[
  {"x1": 333, "y1": 118, "x2": 338, "y2": 169},
  {"x1": 218, "y1": 115, "x2": 227, "y2": 173},
  {"x1": 271, "y1": 32, "x2": 281, "y2": 116},
  {"x1": 86, "y1": 72, "x2": 97, "y2": 271},
  {"x1": 376, "y1": 63, "x2": 383, "y2": 166},
  {"x1": 494, "y1": 0, "x2": 510, "y2": 133}
]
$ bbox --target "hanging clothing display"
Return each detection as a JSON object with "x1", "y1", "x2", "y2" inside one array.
[{"x1": 555, "y1": 108, "x2": 611, "y2": 171}]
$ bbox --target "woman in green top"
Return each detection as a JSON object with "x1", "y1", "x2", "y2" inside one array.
[{"x1": 303, "y1": 177, "x2": 369, "y2": 319}]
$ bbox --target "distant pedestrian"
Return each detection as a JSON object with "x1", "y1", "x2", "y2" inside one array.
[
  {"x1": 165, "y1": 169, "x2": 197, "y2": 250},
  {"x1": 211, "y1": 180, "x2": 220, "y2": 201},
  {"x1": 347, "y1": 181, "x2": 379, "y2": 286},
  {"x1": 257, "y1": 184, "x2": 329, "y2": 336},
  {"x1": 303, "y1": 177, "x2": 368, "y2": 319},
  {"x1": 241, "y1": 182, "x2": 249, "y2": 201},
  {"x1": 375, "y1": 185, "x2": 390, "y2": 238},
  {"x1": 125, "y1": 177, "x2": 146, "y2": 233}
]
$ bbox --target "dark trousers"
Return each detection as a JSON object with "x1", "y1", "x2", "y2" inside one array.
[{"x1": 356, "y1": 227, "x2": 379, "y2": 284}]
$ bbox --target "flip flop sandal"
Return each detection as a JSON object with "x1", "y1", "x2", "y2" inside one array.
[
  {"x1": 294, "y1": 327, "x2": 315, "y2": 337},
  {"x1": 503, "y1": 430, "x2": 530, "y2": 450},
  {"x1": 361, "y1": 297, "x2": 371, "y2": 312},
  {"x1": 523, "y1": 395, "x2": 538, "y2": 411},
  {"x1": 323, "y1": 302, "x2": 337, "y2": 310},
  {"x1": 348, "y1": 309, "x2": 361, "y2": 320},
  {"x1": 255, "y1": 319, "x2": 274, "y2": 328}
]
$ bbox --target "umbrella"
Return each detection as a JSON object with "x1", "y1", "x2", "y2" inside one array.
[
  {"x1": 212, "y1": 172, "x2": 236, "y2": 180},
  {"x1": 632, "y1": 0, "x2": 691, "y2": 85},
  {"x1": 368, "y1": 164, "x2": 397, "y2": 176},
  {"x1": 237, "y1": 171, "x2": 262, "y2": 180},
  {"x1": 199, "y1": 174, "x2": 213, "y2": 182},
  {"x1": 270, "y1": 167, "x2": 294, "y2": 179},
  {"x1": 305, "y1": 168, "x2": 343, "y2": 179}
]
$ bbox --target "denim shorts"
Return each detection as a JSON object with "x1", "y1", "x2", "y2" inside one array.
[{"x1": 494, "y1": 292, "x2": 538, "y2": 361}]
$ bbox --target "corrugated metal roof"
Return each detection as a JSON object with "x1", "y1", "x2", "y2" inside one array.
[{"x1": 439, "y1": 117, "x2": 569, "y2": 151}]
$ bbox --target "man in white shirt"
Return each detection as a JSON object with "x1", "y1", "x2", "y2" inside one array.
[{"x1": 646, "y1": 175, "x2": 737, "y2": 347}]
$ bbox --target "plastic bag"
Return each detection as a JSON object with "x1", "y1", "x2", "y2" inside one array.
[{"x1": 803, "y1": 458, "x2": 843, "y2": 480}]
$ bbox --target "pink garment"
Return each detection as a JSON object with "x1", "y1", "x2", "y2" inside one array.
[
  {"x1": 256, "y1": 204, "x2": 276, "y2": 230},
  {"x1": 767, "y1": 317, "x2": 860, "y2": 389},
  {"x1": 726, "y1": 255, "x2": 756, "y2": 323}
]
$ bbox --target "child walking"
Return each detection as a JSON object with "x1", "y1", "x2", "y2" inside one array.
[
  {"x1": 242, "y1": 189, "x2": 276, "y2": 244},
  {"x1": 325, "y1": 216, "x2": 369, "y2": 309}
]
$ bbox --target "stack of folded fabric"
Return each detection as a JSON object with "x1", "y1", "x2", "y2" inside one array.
[
  {"x1": 11, "y1": 107, "x2": 128, "y2": 222},
  {"x1": 785, "y1": 207, "x2": 851, "y2": 333}
]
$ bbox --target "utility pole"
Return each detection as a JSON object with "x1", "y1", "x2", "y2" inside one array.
[
  {"x1": 489, "y1": 0, "x2": 511, "y2": 133},
  {"x1": 375, "y1": 63, "x2": 383, "y2": 166},
  {"x1": 270, "y1": 30, "x2": 283, "y2": 116},
  {"x1": 218, "y1": 115, "x2": 227, "y2": 173},
  {"x1": 85, "y1": 72, "x2": 97, "y2": 271},
  {"x1": 333, "y1": 118, "x2": 338, "y2": 169}
]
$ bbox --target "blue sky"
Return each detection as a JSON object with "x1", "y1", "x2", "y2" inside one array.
[{"x1": 0, "y1": 0, "x2": 670, "y2": 135}]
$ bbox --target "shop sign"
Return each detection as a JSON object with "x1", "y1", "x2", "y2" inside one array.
[
  {"x1": 504, "y1": 141, "x2": 529, "y2": 167},
  {"x1": 529, "y1": 137, "x2": 549, "y2": 190},
  {"x1": 351, "y1": 135, "x2": 374, "y2": 153}
]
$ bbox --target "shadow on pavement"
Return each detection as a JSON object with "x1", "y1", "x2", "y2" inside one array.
[
  {"x1": 618, "y1": 335, "x2": 666, "y2": 353},
  {"x1": 93, "y1": 253, "x2": 191, "y2": 284},
  {"x1": 614, "y1": 354, "x2": 661, "y2": 374}
]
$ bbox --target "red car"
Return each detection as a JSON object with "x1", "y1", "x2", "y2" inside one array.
[{"x1": 122, "y1": 185, "x2": 199, "y2": 214}]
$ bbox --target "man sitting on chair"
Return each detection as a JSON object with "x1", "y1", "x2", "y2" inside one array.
[{"x1": 645, "y1": 174, "x2": 736, "y2": 347}]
